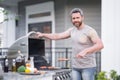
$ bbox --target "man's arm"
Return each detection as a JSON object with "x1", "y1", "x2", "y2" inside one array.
[
  {"x1": 76, "y1": 29, "x2": 104, "y2": 58},
  {"x1": 36, "y1": 28, "x2": 73, "y2": 40}
]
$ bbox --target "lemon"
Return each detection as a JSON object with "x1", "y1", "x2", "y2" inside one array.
[{"x1": 25, "y1": 68, "x2": 31, "y2": 73}]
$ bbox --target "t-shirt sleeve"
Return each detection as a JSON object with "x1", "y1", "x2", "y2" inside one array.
[{"x1": 87, "y1": 28, "x2": 100, "y2": 41}]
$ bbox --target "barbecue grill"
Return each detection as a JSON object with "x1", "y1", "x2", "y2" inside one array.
[
  {"x1": 6, "y1": 31, "x2": 72, "y2": 80},
  {"x1": 7, "y1": 31, "x2": 49, "y2": 69}
]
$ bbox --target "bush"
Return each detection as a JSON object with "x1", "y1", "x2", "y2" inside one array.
[{"x1": 96, "y1": 70, "x2": 120, "y2": 80}]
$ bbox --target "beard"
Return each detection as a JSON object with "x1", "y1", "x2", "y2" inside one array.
[{"x1": 73, "y1": 21, "x2": 82, "y2": 28}]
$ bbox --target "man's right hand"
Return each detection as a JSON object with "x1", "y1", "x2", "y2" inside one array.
[{"x1": 36, "y1": 32, "x2": 43, "y2": 38}]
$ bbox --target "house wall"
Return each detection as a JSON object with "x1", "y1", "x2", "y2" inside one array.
[
  {"x1": 54, "y1": 0, "x2": 68, "y2": 47},
  {"x1": 17, "y1": 0, "x2": 52, "y2": 39},
  {"x1": 1, "y1": 7, "x2": 17, "y2": 47},
  {"x1": 18, "y1": 0, "x2": 101, "y2": 48},
  {"x1": 102, "y1": 0, "x2": 120, "y2": 74}
]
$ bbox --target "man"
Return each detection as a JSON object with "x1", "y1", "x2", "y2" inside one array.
[{"x1": 36, "y1": 8, "x2": 104, "y2": 80}]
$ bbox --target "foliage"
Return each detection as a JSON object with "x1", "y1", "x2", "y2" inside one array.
[
  {"x1": 0, "y1": 0, "x2": 9, "y2": 23},
  {"x1": 0, "y1": 9, "x2": 8, "y2": 23},
  {"x1": 0, "y1": 9, "x2": 20, "y2": 23},
  {"x1": 0, "y1": 0, "x2": 19, "y2": 23},
  {"x1": 109, "y1": 70, "x2": 120, "y2": 80},
  {"x1": 96, "y1": 71, "x2": 109, "y2": 80},
  {"x1": 96, "y1": 70, "x2": 120, "y2": 80}
]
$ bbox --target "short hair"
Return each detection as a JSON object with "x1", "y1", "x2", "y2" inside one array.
[{"x1": 70, "y1": 8, "x2": 84, "y2": 16}]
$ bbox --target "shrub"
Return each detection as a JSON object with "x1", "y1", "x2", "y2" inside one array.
[{"x1": 96, "y1": 70, "x2": 120, "y2": 80}]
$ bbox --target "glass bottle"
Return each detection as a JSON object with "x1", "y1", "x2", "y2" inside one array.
[
  {"x1": 25, "y1": 57, "x2": 31, "y2": 68},
  {"x1": 12, "y1": 59, "x2": 16, "y2": 72},
  {"x1": 4, "y1": 57, "x2": 8, "y2": 72},
  {"x1": 0, "y1": 62, "x2": 3, "y2": 79},
  {"x1": 30, "y1": 57, "x2": 34, "y2": 69},
  {"x1": 16, "y1": 50, "x2": 25, "y2": 70}
]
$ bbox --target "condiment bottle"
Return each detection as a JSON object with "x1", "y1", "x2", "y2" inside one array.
[
  {"x1": 4, "y1": 57, "x2": 9, "y2": 72},
  {"x1": 0, "y1": 62, "x2": 3, "y2": 79},
  {"x1": 16, "y1": 50, "x2": 25, "y2": 70},
  {"x1": 25, "y1": 57, "x2": 31, "y2": 68},
  {"x1": 12, "y1": 59, "x2": 16, "y2": 72},
  {"x1": 30, "y1": 57, "x2": 34, "y2": 69}
]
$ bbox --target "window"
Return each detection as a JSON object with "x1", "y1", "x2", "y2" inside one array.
[{"x1": 29, "y1": 12, "x2": 51, "y2": 18}]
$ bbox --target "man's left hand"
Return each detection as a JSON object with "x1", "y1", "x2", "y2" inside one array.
[{"x1": 75, "y1": 50, "x2": 87, "y2": 58}]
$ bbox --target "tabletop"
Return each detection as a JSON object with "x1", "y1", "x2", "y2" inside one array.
[{"x1": 2, "y1": 72, "x2": 54, "y2": 80}]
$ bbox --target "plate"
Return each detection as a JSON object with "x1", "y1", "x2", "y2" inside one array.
[{"x1": 19, "y1": 72, "x2": 41, "y2": 75}]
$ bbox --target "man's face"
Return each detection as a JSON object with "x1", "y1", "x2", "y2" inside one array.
[{"x1": 71, "y1": 12, "x2": 84, "y2": 27}]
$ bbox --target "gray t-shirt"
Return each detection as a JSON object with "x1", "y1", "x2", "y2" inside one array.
[{"x1": 70, "y1": 25, "x2": 98, "y2": 68}]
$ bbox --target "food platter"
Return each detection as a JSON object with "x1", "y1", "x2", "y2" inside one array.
[
  {"x1": 19, "y1": 72, "x2": 41, "y2": 75},
  {"x1": 18, "y1": 70, "x2": 47, "y2": 75}
]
